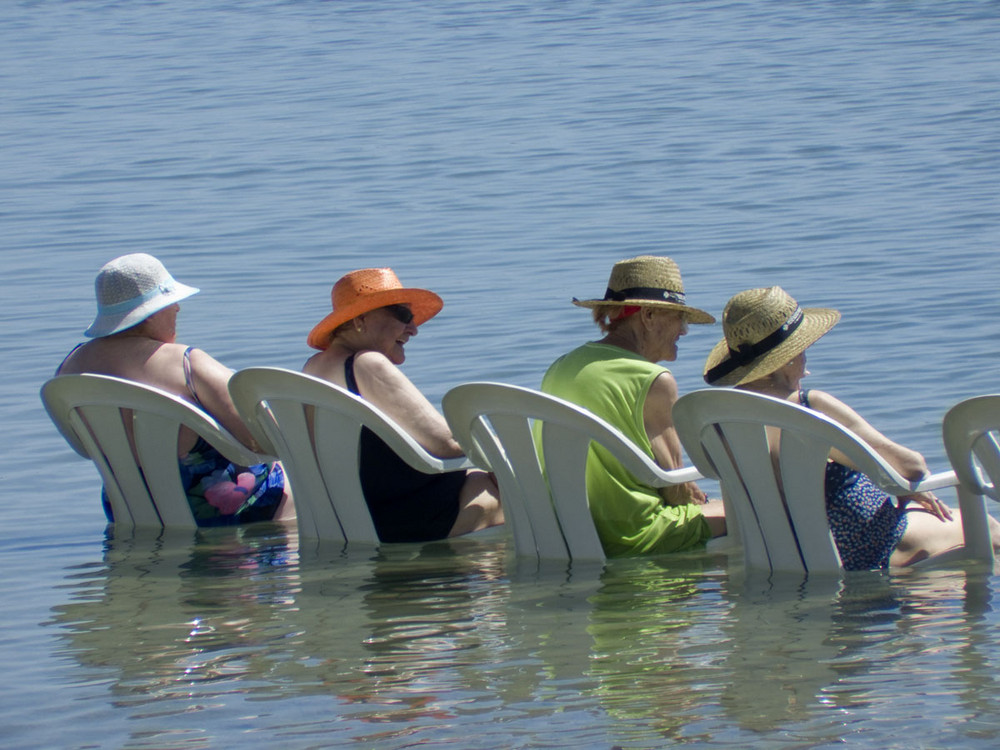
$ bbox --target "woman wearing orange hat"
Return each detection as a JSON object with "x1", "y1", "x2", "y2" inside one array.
[
  {"x1": 58, "y1": 253, "x2": 294, "y2": 526},
  {"x1": 303, "y1": 267, "x2": 504, "y2": 543},
  {"x1": 704, "y1": 286, "x2": 1000, "y2": 569}
]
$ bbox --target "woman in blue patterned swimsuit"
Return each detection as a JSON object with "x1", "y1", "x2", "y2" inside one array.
[
  {"x1": 703, "y1": 286, "x2": 1000, "y2": 570},
  {"x1": 57, "y1": 253, "x2": 294, "y2": 526}
]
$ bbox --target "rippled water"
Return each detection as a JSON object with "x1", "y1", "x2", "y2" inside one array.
[{"x1": 3, "y1": 1, "x2": 999, "y2": 748}]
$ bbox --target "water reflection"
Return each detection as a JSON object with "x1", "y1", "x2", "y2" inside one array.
[
  {"x1": 716, "y1": 566, "x2": 1000, "y2": 743},
  {"x1": 48, "y1": 527, "x2": 519, "y2": 746},
  {"x1": 46, "y1": 530, "x2": 1000, "y2": 748},
  {"x1": 48, "y1": 526, "x2": 301, "y2": 711},
  {"x1": 584, "y1": 554, "x2": 728, "y2": 746}
]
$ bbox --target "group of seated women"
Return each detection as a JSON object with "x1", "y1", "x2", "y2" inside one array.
[{"x1": 56, "y1": 252, "x2": 1000, "y2": 570}]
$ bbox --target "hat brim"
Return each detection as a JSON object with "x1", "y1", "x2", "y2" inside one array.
[
  {"x1": 572, "y1": 297, "x2": 716, "y2": 325},
  {"x1": 702, "y1": 307, "x2": 841, "y2": 386},
  {"x1": 84, "y1": 282, "x2": 200, "y2": 338},
  {"x1": 307, "y1": 288, "x2": 444, "y2": 350}
]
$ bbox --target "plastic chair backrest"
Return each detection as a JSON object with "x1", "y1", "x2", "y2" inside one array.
[
  {"x1": 673, "y1": 388, "x2": 945, "y2": 574},
  {"x1": 41, "y1": 374, "x2": 269, "y2": 531},
  {"x1": 942, "y1": 394, "x2": 1000, "y2": 563},
  {"x1": 229, "y1": 367, "x2": 471, "y2": 544},
  {"x1": 442, "y1": 382, "x2": 702, "y2": 562}
]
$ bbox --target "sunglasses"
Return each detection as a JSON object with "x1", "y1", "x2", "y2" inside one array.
[{"x1": 383, "y1": 304, "x2": 415, "y2": 325}]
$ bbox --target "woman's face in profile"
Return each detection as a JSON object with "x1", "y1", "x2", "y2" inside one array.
[
  {"x1": 650, "y1": 309, "x2": 688, "y2": 362},
  {"x1": 361, "y1": 304, "x2": 418, "y2": 365},
  {"x1": 774, "y1": 351, "x2": 808, "y2": 388}
]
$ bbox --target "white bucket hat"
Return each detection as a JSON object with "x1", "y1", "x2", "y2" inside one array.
[{"x1": 84, "y1": 253, "x2": 200, "y2": 338}]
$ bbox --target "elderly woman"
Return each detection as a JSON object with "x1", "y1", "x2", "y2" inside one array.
[
  {"x1": 303, "y1": 267, "x2": 504, "y2": 543},
  {"x1": 57, "y1": 253, "x2": 293, "y2": 526},
  {"x1": 539, "y1": 255, "x2": 727, "y2": 557},
  {"x1": 703, "y1": 286, "x2": 1000, "y2": 569}
]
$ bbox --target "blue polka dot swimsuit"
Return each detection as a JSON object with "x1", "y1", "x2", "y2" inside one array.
[{"x1": 799, "y1": 390, "x2": 908, "y2": 570}]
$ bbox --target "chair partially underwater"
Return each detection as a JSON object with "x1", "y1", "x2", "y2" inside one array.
[
  {"x1": 941, "y1": 394, "x2": 1000, "y2": 565},
  {"x1": 673, "y1": 388, "x2": 963, "y2": 575},
  {"x1": 41, "y1": 373, "x2": 274, "y2": 532},
  {"x1": 228, "y1": 366, "x2": 473, "y2": 545},
  {"x1": 442, "y1": 382, "x2": 703, "y2": 563}
]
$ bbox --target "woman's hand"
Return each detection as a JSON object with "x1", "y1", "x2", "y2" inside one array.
[{"x1": 898, "y1": 491, "x2": 953, "y2": 522}]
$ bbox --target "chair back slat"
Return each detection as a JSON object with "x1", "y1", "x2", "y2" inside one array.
[
  {"x1": 311, "y1": 408, "x2": 378, "y2": 543},
  {"x1": 699, "y1": 425, "x2": 770, "y2": 569},
  {"x1": 721, "y1": 420, "x2": 808, "y2": 573},
  {"x1": 541, "y1": 422, "x2": 606, "y2": 560},
  {"x1": 973, "y1": 432, "x2": 1000, "y2": 501},
  {"x1": 73, "y1": 403, "x2": 160, "y2": 528},
  {"x1": 264, "y1": 396, "x2": 347, "y2": 541},
  {"x1": 132, "y1": 411, "x2": 194, "y2": 528},
  {"x1": 777, "y1": 430, "x2": 842, "y2": 571},
  {"x1": 485, "y1": 412, "x2": 568, "y2": 559}
]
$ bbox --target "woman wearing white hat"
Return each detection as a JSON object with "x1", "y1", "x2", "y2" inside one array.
[
  {"x1": 540, "y1": 255, "x2": 727, "y2": 557},
  {"x1": 303, "y1": 267, "x2": 503, "y2": 543},
  {"x1": 704, "y1": 286, "x2": 1000, "y2": 569},
  {"x1": 57, "y1": 253, "x2": 293, "y2": 526}
]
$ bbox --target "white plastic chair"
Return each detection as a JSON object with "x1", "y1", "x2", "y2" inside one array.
[
  {"x1": 228, "y1": 367, "x2": 473, "y2": 545},
  {"x1": 673, "y1": 388, "x2": 959, "y2": 575},
  {"x1": 942, "y1": 394, "x2": 1000, "y2": 565},
  {"x1": 41, "y1": 374, "x2": 274, "y2": 532},
  {"x1": 442, "y1": 382, "x2": 703, "y2": 563}
]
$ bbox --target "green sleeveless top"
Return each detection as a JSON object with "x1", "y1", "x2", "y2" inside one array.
[{"x1": 539, "y1": 342, "x2": 710, "y2": 557}]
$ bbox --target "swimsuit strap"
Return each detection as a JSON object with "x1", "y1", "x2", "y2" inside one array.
[
  {"x1": 55, "y1": 342, "x2": 86, "y2": 375},
  {"x1": 183, "y1": 346, "x2": 203, "y2": 407},
  {"x1": 797, "y1": 388, "x2": 812, "y2": 409},
  {"x1": 344, "y1": 353, "x2": 360, "y2": 395}
]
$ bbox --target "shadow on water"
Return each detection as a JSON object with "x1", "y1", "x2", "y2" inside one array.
[{"x1": 44, "y1": 526, "x2": 1000, "y2": 748}]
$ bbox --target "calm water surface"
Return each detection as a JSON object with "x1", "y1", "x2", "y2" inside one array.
[{"x1": 2, "y1": 1, "x2": 999, "y2": 748}]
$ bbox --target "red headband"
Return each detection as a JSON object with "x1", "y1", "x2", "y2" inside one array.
[{"x1": 611, "y1": 305, "x2": 641, "y2": 321}]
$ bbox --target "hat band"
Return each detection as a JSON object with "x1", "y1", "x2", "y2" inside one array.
[
  {"x1": 705, "y1": 307, "x2": 805, "y2": 384},
  {"x1": 98, "y1": 283, "x2": 176, "y2": 315},
  {"x1": 604, "y1": 286, "x2": 686, "y2": 305}
]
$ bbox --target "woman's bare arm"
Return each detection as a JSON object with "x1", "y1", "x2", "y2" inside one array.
[
  {"x1": 804, "y1": 389, "x2": 929, "y2": 479},
  {"x1": 185, "y1": 348, "x2": 263, "y2": 452},
  {"x1": 351, "y1": 350, "x2": 463, "y2": 457},
  {"x1": 643, "y1": 372, "x2": 706, "y2": 505}
]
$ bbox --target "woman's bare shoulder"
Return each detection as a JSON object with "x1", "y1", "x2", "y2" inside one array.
[
  {"x1": 800, "y1": 388, "x2": 866, "y2": 429},
  {"x1": 303, "y1": 348, "x2": 350, "y2": 385},
  {"x1": 353, "y1": 349, "x2": 403, "y2": 377}
]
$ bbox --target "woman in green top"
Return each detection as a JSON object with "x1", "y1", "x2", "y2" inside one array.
[{"x1": 540, "y1": 255, "x2": 727, "y2": 556}]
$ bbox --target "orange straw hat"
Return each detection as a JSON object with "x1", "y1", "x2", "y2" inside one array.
[
  {"x1": 307, "y1": 267, "x2": 444, "y2": 350},
  {"x1": 703, "y1": 286, "x2": 841, "y2": 386}
]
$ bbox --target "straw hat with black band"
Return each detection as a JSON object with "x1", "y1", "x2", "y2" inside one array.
[
  {"x1": 307, "y1": 267, "x2": 443, "y2": 351},
  {"x1": 703, "y1": 286, "x2": 841, "y2": 387},
  {"x1": 572, "y1": 255, "x2": 716, "y2": 324}
]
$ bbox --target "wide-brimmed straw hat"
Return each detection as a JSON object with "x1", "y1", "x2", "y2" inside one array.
[
  {"x1": 571, "y1": 255, "x2": 715, "y2": 324},
  {"x1": 703, "y1": 286, "x2": 840, "y2": 386},
  {"x1": 84, "y1": 253, "x2": 200, "y2": 338},
  {"x1": 307, "y1": 267, "x2": 444, "y2": 350}
]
